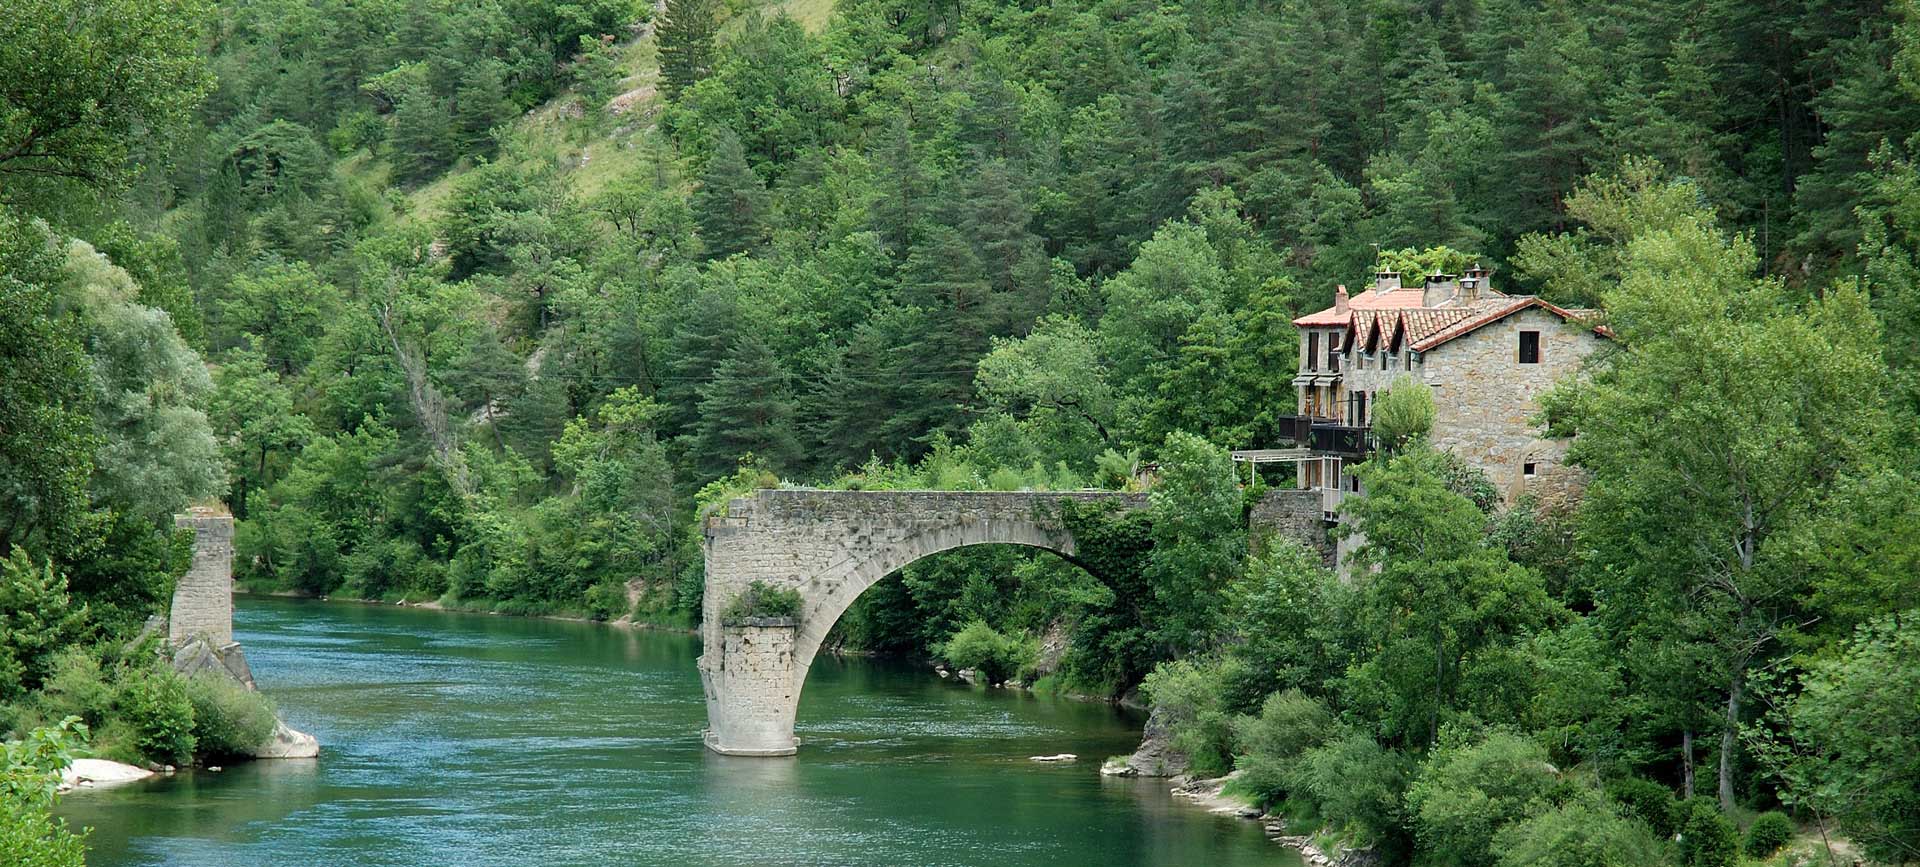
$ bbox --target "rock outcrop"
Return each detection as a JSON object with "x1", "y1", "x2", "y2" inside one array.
[{"x1": 1103, "y1": 704, "x2": 1190, "y2": 777}]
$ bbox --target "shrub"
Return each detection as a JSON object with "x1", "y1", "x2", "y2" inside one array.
[
  {"x1": 1298, "y1": 732, "x2": 1413, "y2": 858},
  {"x1": 721, "y1": 580, "x2": 802, "y2": 622},
  {"x1": 1140, "y1": 657, "x2": 1236, "y2": 777},
  {"x1": 1606, "y1": 776, "x2": 1679, "y2": 838},
  {"x1": 1676, "y1": 797, "x2": 1738, "y2": 867},
  {"x1": 936, "y1": 621, "x2": 1037, "y2": 687},
  {"x1": 0, "y1": 718, "x2": 88, "y2": 867},
  {"x1": 1494, "y1": 798, "x2": 1669, "y2": 867},
  {"x1": 183, "y1": 674, "x2": 277, "y2": 758},
  {"x1": 1232, "y1": 689, "x2": 1339, "y2": 805},
  {"x1": 36, "y1": 649, "x2": 114, "y2": 727},
  {"x1": 584, "y1": 580, "x2": 630, "y2": 621},
  {"x1": 116, "y1": 667, "x2": 196, "y2": 765},
  {"x1": 1406, "y1": 731, "x2": 1559, "y2": 867},
  {"x1": 1744, "y1": 811, "x2": 1793, "y2": 857}
]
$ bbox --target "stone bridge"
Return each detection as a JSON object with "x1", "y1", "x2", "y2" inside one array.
[{"x1": 697, "y1": 488, "x2": 1149, "y2": 756}]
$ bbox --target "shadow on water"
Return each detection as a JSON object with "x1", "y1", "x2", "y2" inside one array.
[{"x1": 60, "y1": 596, "x2": 1299, "y2": 867}]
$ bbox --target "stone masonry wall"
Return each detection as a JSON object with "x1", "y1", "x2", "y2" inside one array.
[
  {"x1": 1418, "y1": 308, "x2": 1605, "y2": 504},
  {"x1": 703, "y1": 620, "x2": 800, "y2": 755},
  {"x1": 1249, "y1": 488, "x2": 1333, "y2": 566},
  {"x1": 170, "y1": 511, "x2": 234, "y2": 646}
]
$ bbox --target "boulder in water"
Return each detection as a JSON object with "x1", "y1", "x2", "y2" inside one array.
[{"x1": 252, "y1": 719, "x2": 320, "y2": 759}]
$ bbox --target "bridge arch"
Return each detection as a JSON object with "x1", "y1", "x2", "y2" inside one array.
[{"x1": 697, "y1": 489, "x2": 1146, "y2": 756}]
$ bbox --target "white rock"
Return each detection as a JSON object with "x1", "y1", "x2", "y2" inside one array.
[
  {"x1": 251, "y1": 719, "x2": 320, "y2": 759},
  {"x1": 1029, "y1": 753, "x2": 1078, "y2": 762},
  {"x1": 61, "y1": 759, "x2": 155, "y2": 790}
]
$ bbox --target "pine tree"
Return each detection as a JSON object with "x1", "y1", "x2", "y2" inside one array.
[
  {"x1": 390, "y1": 84, "x2": 453, "y2": 185},
  {"x1": 657, "y1": 0, "x2": 720, "y2": 98},
  {"x1": 691, "y1": 128, "x2": 770, "y2": 258},
  {"x1": 693, "y1": 334, "x2": 801, "y2": 481},
  {"x1": 452, "y1": 59, "x2": 515, "y2": 159}
]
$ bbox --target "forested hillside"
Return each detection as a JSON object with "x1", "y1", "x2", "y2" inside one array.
[{"x1": 5, "y1": 0, "x2": 1920, "y2": 863}]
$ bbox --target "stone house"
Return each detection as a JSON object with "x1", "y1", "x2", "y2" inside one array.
[{"x1": 1241, "y1": 266, "x2": 1610, "y2": 558}]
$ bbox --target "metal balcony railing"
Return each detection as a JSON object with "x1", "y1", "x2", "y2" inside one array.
[{"x1": 1272, "y1": 415, "x2": 1373, "y2": 457}]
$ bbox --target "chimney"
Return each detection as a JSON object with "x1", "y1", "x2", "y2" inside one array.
[
  {"x1": 1422, "y1": 271, "x2": 1459, "y2": 307},
  {"x1": 1461, "y1": 263, "x2": 1489, "y2": 302},
  {"x1": 1334, "y1": 284, "x2": 1350, "y2": 314},
  {"x1": 1374, "y1": 269, "x2": 1401, "y2": 292}
]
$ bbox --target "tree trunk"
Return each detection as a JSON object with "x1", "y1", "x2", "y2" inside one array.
[
  {"x1": 1682, "y1": 730, "x2": 1695, "y2": 800},
  {"x1": 1719, "y1": 671, "x2": 1745, "y2": 811}
]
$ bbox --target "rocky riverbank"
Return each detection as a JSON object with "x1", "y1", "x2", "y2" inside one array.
[{"x1": 1104, "y1": 726, "x2": 1375, "y2": 866}]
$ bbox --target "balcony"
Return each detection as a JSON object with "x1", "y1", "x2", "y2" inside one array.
[
  {"x1": 1272, "y1": 415, "x2": 1373, "y2": 457},
  {"x1": 1310, "y1": 424, "x2": 1372, "y2": 456}
]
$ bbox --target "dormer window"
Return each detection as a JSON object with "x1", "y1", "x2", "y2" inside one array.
[{"x1": 1519, "y1": 330, "x2": 1541, "y2": 364}]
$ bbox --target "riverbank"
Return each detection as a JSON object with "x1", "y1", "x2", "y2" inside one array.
[{"x1": 1166, "y1": 773, "x2": 1365, "y2": 866}]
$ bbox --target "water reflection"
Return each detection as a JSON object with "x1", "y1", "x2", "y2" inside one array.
[{"x1": 62, "y1": 597, "x2": 1298, "y2": 867}]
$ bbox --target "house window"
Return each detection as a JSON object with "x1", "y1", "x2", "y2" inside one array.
[
  {"x1": 1518, "y1": 330, "x2": 1541, "y2": 364},
  {"x1": 1523, "y1": 462, "x2": 1538, "y2": 478},
  {"x1": 1307, "y1": 332, "x2": 1319, "y2": 371},
  {"x1": 1356, "y1": 391, "x2": 1369, "y2": 426}
]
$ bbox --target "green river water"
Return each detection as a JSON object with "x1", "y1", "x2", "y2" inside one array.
[{"x1": 61, "y1": 596, "x2": 1300, "y2": 867}]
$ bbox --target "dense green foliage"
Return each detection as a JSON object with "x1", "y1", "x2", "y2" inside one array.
[
  {"x1": 7, "y1": 0, "x2": 1920, "y2": 862},
  {"x1": 0, "y1": 719, "x2": 89, "y2": 867}
]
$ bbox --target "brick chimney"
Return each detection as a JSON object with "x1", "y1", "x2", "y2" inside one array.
[{"x1": 1334, "y1": 284, "x2": 1349, "y2": 314}]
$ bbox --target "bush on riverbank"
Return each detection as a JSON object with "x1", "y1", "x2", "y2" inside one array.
[
  {"x1": 5, "y1": 645, "x2": 281, "y2": 766},
  {"x1": 118, "y1": 666, "x2": 197, "y2": 765},
  {"x1": 184, "y1": 674, "x2": 278, "y2": 757},
  {"x1": 935, "y1": 620, "x2": 1037, "y2": 686}
]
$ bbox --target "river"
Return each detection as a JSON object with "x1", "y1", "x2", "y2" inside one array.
[{"x1": 61, "y1": 596, "x2": 1299, "y2": 866}]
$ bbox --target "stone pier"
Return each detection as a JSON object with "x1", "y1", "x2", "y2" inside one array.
[
  {"x1": 170, "y1": 509, "x2": 234, "y2": 647},
  {"x1": 167, "y1": 507, "x2": 319, "y2": 758}
]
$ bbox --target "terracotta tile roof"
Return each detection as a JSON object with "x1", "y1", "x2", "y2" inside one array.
[
  {"x1": 1409, "y1": 297, "x2": 1611, "y2": 351},
  {"x1": 1398, "y1": 307, "x2": 1475, "y2": 344},
  {"x1": 1293, "y1": 284, "x2": 1612, "y2": 350},
  {"x1": 1291, "y1": 285, "x2": 1431, "y2": 326}
]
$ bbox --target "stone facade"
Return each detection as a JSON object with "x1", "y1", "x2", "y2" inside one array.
[
  {"x1": 171, "y1": 511, "x2": 234, "y2": 646},
  {"x1": 699, "y1": 489, "x2": 1150, "y2": 756},
  {"x1": 1416, "y1": 306, "x2": 1606, "y2": 504}
]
